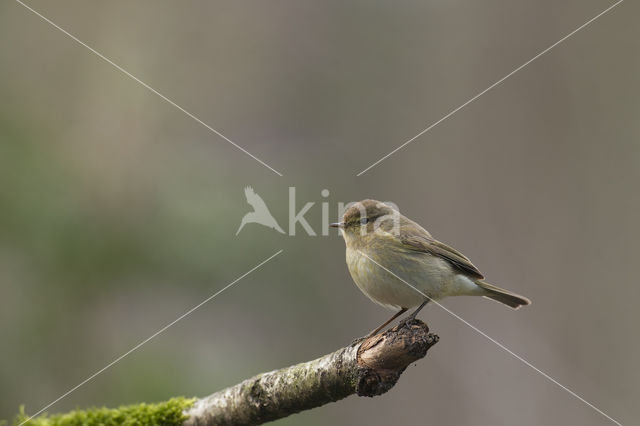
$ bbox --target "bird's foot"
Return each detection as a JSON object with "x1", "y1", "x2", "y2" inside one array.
[{"x1": 396, "y1": 317, "x2": 427, "y2": 331}]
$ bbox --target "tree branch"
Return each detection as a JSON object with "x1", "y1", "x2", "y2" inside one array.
[{"x1": 183, "y1": 319, "x2": 438, "y2": 426}]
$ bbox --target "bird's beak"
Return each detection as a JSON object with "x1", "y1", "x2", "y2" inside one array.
[{"x1": 330, "y1": 222, "x2": 345, "y2": 228}]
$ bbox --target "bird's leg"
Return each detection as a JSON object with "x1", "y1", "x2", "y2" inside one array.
[
  {"x1": 350, "y1": 306, "x2": 417, "y2": 346},
  {"x1": 350, "y1": 308, "x2": 409, "y2": 346},
  {"x1": 400, "y1": 300, "x2": 429, "y2": 325},
  {"x1": 367, "y1": 308, "x2": 408, "y2": 337}
]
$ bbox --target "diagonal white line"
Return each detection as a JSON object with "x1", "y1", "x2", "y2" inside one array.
[
  {"x1": 356, "y1": 0, "x2": 624, "y2": 176},
  {"x1": 18, "y1": 249, "x2": 284, "y2": 426},
  {"x1": 14, "y1": 0, "x2": 283, "y2": 177},
  {"x1": 358, "y1": 250, "x2": 623, "y2": 426}
]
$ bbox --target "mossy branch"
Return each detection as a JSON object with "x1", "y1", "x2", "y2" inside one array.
[
  {"x1": 12, "y1": 398, "x2": 196, "y2": 426},
  {"x1": 14, "y1": 320, "x2": 437, "y2": 426},
  {"x1": 184, "y1": 319, "x2": 438, "y2": 426}
]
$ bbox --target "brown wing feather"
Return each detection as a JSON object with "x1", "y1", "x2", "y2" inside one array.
[{"x1": 401, "y1": 233, "x2": 484, "y2": 279}]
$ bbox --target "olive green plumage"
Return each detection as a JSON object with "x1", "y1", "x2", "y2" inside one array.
[{"x1": 332, "y1": 199, "x2": 530, "y2": 334}]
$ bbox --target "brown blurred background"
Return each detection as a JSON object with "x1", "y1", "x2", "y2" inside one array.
[{"x1": 1, "y1": 1, "x2": 638, "y2": 424}]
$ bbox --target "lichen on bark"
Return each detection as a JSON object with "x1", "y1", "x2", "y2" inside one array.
[
  {"x1": 11, "y1": 320, "x2": 437, "y2": 426},
  {"x1": 184, "y1": 319, "x2": 438, "y2": 426}
]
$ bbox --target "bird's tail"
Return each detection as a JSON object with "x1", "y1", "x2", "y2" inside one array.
[{"x1": 475, "y1": 281, "x2": 531, "y2": 309}]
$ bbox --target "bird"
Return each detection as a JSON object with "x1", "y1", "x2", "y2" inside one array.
[
  {"x1": 236, "y1": 186, "x2": 285, "y2": 235},
  {"x1": 331, "y1": 199, "x2": 530, "y2": 336}
]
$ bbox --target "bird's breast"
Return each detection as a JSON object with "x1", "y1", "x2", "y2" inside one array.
[{"x1": 345, "y1": 245, "x2": 453, "y2": 310}]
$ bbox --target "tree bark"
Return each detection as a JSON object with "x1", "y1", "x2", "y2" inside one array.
[{"x1": 183, "y1": 319, "x2": 438, "y2": 426}]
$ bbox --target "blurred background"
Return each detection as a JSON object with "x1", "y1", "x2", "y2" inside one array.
[{"x1": 1, "y1": 0, "x2": 638, "y2": 424}]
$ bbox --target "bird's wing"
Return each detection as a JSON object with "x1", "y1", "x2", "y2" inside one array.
[
  {"x1": 401, "y1": 232, "x2": 484, "y2": 279},
  {"x1": 244, "y1": 186, "x2": 269, "y2": 211}
]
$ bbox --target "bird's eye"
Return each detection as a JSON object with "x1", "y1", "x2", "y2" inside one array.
[{"x1": 360, "y1": 217, "x2": 369, "y2": 225}]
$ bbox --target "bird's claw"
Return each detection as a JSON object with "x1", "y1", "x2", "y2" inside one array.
[{"x1": 396, "y1": 317, "x2": 425, "y2": 330}]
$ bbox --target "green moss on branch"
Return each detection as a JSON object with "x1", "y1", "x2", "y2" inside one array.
[
  {"x1": 13, "y1": 397, "x2": 196, "y2": 426},
  {"x1": 11, "y1": 320, "x2": 437, "y2": 426}
]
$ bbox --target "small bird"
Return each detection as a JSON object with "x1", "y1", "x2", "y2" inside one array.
[
  {"x1": 331, "y1": 199, "x2": 530, "y2": 336},
  {"x1": 236, "y1": 186, "x2": 285, "y2": 235}
]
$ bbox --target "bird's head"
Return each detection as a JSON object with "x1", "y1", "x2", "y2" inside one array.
[{"x1": 330, "y1": 199, "x2": 400, "y2": 244}]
